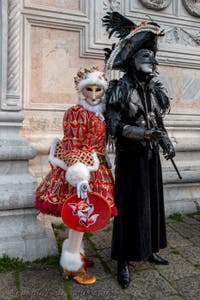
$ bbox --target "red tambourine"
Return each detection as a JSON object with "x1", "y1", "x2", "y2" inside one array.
[{"x1": 61, "y1": 192, "x2": 111, "y2": 232}]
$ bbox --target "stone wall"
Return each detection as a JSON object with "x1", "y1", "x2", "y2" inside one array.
[{"x1": 19, "y1": 0, "x2": 200, "y2": 215}]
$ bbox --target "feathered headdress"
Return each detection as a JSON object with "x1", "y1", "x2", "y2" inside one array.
[{"x1": 102, "y1": 12, "x2": 164, "y2": 71}]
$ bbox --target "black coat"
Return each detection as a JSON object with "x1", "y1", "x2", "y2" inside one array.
[{"x1": 105, "y1": 74, "x2": 169, "y2": 261}]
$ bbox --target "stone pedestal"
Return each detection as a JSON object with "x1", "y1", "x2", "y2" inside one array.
[
  {"x1": 0, "y1": 1, "x2": 58, "y2": 261},
  {"x1": 0, "y1": 112, "x2": 58, "y2": 261}
]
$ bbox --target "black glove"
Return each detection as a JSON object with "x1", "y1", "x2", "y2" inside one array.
[
  {"x1": 144, "y1": 129, "x2": 164, "y2": 142},
  {"x1": 122, "y1": 125, "x2": 145, "y2": 141},
  {"x1": 159, "y1": 135, "x2": 175, "y2": 160}
]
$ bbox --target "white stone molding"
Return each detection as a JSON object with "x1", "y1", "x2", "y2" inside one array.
[
  {"x1": 183, "y1": 0, "x2": 200, "y2": 17},
  {"x1": 22, "y1": 0, "x2": 200, "y2": 71},
  {"x1": 105, "y1": 0, "x2": 121, "y2": 12},
  {"x1": 22, "y1": 14, "x2": 88, "y2": 110},
  {"x1": 139, "y1": 0, "x2": 172, "y2": 10},
  {"x1": 162, "y1": 113, "x2": 200, "y2": 215},
  {"x1": 126, "y1": 1, "x2": 200, "y2": 69},
  {"x1": 82, "y1": 0, "x2": 123, "y2": 58},
  {"x1": 0, "y1": 1, "x2": 58, "y2": 261},
  {"x1": 1, "y1": 0, "x2": 22, "y2": 111},
  {"x1": 23, "y1": 0, "x2": 87, "y2": 16}
]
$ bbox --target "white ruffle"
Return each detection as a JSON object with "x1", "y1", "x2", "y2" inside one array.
[{"x1": 79, "y1": 98, "x2": 105, "y2": 120}]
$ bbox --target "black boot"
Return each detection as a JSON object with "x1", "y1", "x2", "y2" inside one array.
[
  {"x1": 148, "y1": 253, "x2": 169, "y2": 265},
  {"x1": 117, "y1": 261, "x2": 130, "y2": 289}
]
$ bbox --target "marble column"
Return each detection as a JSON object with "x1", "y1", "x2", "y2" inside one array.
[{"x1": 0, "y1": 0, "x2": 58, "y2": 261}]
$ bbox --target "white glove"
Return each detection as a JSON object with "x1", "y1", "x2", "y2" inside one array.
[{"x1": 77, "y1": 180, "x2": 91, "y2": 199}]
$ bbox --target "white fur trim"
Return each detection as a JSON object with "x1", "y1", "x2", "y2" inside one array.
[
  {"x1": 77, "y1": 71, "x2": 108, "y2": 91},
  {"x1": 65, "y1": 162, "x2": 90, "y2": 187},
  {"x1": 48, "y1": 138, "x2": 68, "y2": 170},
  {"x1": 60, "y1": 240, "x2": 83, "y2": 271},
  {"x1": 79, "y1": 98, "x2": 105, "y2": 120}
]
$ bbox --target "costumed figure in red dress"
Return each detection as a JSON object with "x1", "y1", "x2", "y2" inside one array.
[{"x1": 35, "y1": 66, "x2": 116, "y2": 284}]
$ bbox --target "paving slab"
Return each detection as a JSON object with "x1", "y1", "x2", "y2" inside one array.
[
  {"x1": 88, "y1": 256, "x2": 112, "y2": 280},
  {"x1": 181, "y1": 216, "x2": 200, "y2": 225},
  {"x1": 190, "y1": 236, "x2": 200, "y2": 247},
  {"x1": 193, "y1": 214, "x2": 200, "y2": 222},
  {"x1": 97, "y1": 247, "x2": 116, "y2": 275},
  {"x1": 0, "y1": 273, "x2": 18, "y2": 300},
  {"x1": 89, "y1": 228, "x2": 112, "y2": 250},
  {"x1": 175, "y1": 275, "x2": 200, "y2": 300},
  {"x1": 167, "y1": 226, "x2": 192, "y2": 247},
  {"x1": 168, "y1": 222, "x2": 200, "y2": 239},
  {"x1": 126, "y1": 269, "x2": 176, "y2": 300},
  {"x1": 154, "y1": 296, "x2": 183, "y2": 300},
  {"x1": 155, "y1": 252, "x2": 200, "y2": 281},
  {"x1": 82, "y1": 237, "x2": 96, "y2": 257},
  {"x1": 177, "y1": 244, "x2": 200, "y2": 265},
  {"x1": 71, "y1": 278, "x2": 133, "y2": 300},
  {"x1": 20, "y1": 269, "x2": 66, "y2": 300}
]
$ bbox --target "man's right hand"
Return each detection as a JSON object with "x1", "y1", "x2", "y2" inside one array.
[{"x1": 144, "y1": 129, "x2": 164, "y2": 142}]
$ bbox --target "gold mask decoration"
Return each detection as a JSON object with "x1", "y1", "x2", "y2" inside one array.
[{"x1": 81, "y1": 84, "x2": 105, "y2": 106}]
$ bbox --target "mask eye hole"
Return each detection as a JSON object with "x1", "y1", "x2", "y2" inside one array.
[
  {"x1": 143, "y1": 53, "x2": 150, "y2": 58},
  {"x1": 86, "y1": 87, "x2": 92, "y2": 91},
  {"x1": 96, "y1": 88, "x2": 102, "y2": 92}
]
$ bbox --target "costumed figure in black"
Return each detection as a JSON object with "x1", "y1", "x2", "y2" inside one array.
[{"x1": 102, "y1": 12, "x2": 176, "y2": 289}]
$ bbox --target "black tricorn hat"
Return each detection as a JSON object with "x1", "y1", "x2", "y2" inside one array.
[{"x1": 102, "y1": 12, "x2": 164, "y2": 71}]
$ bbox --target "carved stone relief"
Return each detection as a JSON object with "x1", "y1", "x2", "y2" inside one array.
[
  {"x1": 161, "y1": 26, "x2": 200, "y2": 47},
  {"x1": 103, "y1": 0, "x2": 121, "y2": 13},
  {"x1": 183, "y1": 0, "x2": 200, "y2": 17},
  {"x1": 139, "y1": 0, "x2": 171, "y2": 10},
  {"x1": 1, "y1": 0, "x2": 21, "y2": 110}
]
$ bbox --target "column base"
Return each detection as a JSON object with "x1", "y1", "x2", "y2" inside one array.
[{"x1": 0, "y1": 209, "x2": 58, "y2": 261}]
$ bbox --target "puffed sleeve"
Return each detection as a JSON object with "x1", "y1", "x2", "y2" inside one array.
[{"x1": 48, "y1": 106, "x2": 99, "y2": 187}]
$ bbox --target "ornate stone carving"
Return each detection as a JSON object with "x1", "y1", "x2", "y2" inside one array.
[
  {"x1": 139, "y1": 0, "x2": 171, "y2": 10},
  {"x1": 183, "y1": 0, "x2": 200, "y2": 17},
  {"x1": 7, "y1": 0, "x2": 20, "y2": 102},
  {"x1": 103, "y1": 0, "x2": 121, "y2": 12},
  {"x1": 162, "y1": 26, "x2": 200, "y2": 47}
]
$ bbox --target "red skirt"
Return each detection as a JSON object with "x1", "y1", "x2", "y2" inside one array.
[{"x1": 35, "y1": 165, "x2": 115, "y2": 217}]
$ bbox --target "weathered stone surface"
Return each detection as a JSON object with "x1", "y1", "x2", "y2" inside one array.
[
  {"x1": 126, "y1": 270, "x2": 175, "y2": 299},
  {"x1": 181, "y1": 216, "x2": 200, "y2": 225},
  {"x1": 175, "y1": 275, "x2": 200, "y2": 300},
  {"x1": 193, "y1": 214, "x2": 200, "y2": 222},
  {"x1": 71, "y1": 278, "x2": 133, "y2": 300},
  {"x1": 154, "y1": 296, "x2": 183, "y2": 300},
  {"x1": 97, "y1": 247, "x2": 116, "y2": 275},
  {"x1": 0, "y1": 209, "x2": 58, "y2": 261},
  {"x1": 190, "y1": 236, "x2": 200, "y2": 247},
  {"x1": 20, "y1": 270, "x2": 66, "y2": 299},
  {"x1": 0, "y1": 273, "x2": 18, "y2": 300},
  {"x1": 167, "y1": 226, "x2": 192, "y2": 247},
  {"x1": 89, "y1": 257, "x2": 112, "y2": 279},
  {"x1": 183, "y1": 0, "x2": 200, "y2": 17},
  {"x1": 155, "y1": 252, "x2": 200, "y2": 281},
  {"x1": 168, "y1": 221, "x2": 200, "y2": 239},
  {"x1": 177, "y1": 245, "x2": 200, "y2": 265},
  {"x1": 89, "y1": 224, "x2": 112, "y2": 250},
  {"x1": 140, "y1": 0, "x2": 171, "y2": 10},
  {"x1": 82, "y1": 237, "x2": 96, "y2": 257}
]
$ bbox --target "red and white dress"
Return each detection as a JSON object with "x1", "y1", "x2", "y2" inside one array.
[{"x1": 35, "y1": 104, "x2": 115, "y2": 217}]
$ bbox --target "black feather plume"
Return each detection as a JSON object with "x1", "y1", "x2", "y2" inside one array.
[
  {"x1": 153, "y1": 81, "x2": 171, "y2": 114},
  {"x1": 104, "y1": 43, "x2": 116, "y2": 61},
  {"x1": 102, "y1": 12, "x2": 135, "y2": 39}
]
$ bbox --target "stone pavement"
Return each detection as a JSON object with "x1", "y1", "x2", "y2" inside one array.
[{"x1": 0, "y1": 213, "x2": 200, "y2": 300}]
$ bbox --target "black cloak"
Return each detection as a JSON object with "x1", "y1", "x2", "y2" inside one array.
[{"x1": 105, "y1": 73, "x2": 169, "y2": 261}]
